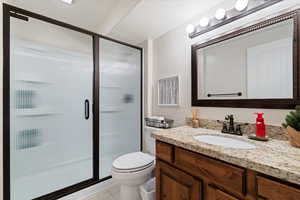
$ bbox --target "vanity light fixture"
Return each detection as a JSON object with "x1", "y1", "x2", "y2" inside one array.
[
  {"x1": 235, "y1": 0, "x2": 249, "y2": 11},
  {"x1": 187, "y1": 0, "x2": 282, "y2": 39},
  {"x1": 61, "y1": 0, "x2": 73, "y2": 4},
  {"x1": 185, "y1": 24, "x2": 195, "y2": 34},
  {"x1": 200, "y1": 17, "x2": 210, "y2": 27},
  {"x1": 215, "y1": 8, "x2": 226, "y2": 20}
]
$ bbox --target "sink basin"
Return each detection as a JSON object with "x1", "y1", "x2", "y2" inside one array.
[{"x1": 193, "y1": 135, "x2": 256, "y2": 149}]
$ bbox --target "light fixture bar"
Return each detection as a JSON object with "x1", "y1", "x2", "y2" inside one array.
[{"x1": 189, "y1": 0, "x2": 282, "y2": 39}]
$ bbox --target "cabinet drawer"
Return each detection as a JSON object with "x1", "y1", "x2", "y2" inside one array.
[
  {"x1": 175, "y1": 147, "x2": 245, "y2": 196},
  {"x1": 156, "y1": 141, "x2": 173, "y2": 163},
  {"x1": 208, "y1": 186, "x2": 239, "y2": 200},
  {"x1": 215, "y1": 189, "x2": 239, "y2": 200},
  {"x1": 257, "y1": 176, "x2": 300, "y2": 200}
]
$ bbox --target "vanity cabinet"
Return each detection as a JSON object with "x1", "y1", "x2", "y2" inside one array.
[{"x1": 155, "y1": 141, "x2": 300, "y2": 200}]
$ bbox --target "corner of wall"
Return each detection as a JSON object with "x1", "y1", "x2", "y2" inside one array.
[{"x1": 140, "y1": 38, "x2": 154, "y2": 118}]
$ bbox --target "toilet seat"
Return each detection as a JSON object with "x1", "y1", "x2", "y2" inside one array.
[
  {"x1": 112, "y1": 161, "x2": 154, "y2": 173},
  {"x1": 112, "y1": 152, "x2": 155, "y2": 173}
]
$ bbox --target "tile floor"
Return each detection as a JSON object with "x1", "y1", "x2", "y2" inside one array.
[{"x1": 87, "y1": 184, "x2": 120, "y2": 200}]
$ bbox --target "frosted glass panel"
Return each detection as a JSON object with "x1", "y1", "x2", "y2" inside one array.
[
  {"x1": 10, "y1": 17, "x2": 93, "y2": 199},
  {"x1": 99, "y1": 39, "x2": 141, "y2": 178}
]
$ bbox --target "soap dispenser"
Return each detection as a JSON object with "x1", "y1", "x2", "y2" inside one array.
[{"x1": 255, "y1": 113, "x2": 266, "y2": 138}]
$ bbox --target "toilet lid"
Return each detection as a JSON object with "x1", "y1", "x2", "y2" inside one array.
[{"x1": 113, "y1": 152, "x2": 154, "y2": 170}]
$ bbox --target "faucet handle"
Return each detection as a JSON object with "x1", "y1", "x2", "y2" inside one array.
[{"x1": 225, "y1": 114, "x2": 234, "y2": 120}]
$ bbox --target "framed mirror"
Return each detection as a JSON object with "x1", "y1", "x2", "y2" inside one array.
[{"x1": 191, "y1": 10, "x2": 300, "y2": 109}]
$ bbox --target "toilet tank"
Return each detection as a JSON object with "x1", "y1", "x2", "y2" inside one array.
[{"x1": 143, "y1": 126, "x2": 161, "y2": 155}]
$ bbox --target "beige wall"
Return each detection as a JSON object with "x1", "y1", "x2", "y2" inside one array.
[{"x1": 152, "y1": 0, "x2": 300, "y2": 127}]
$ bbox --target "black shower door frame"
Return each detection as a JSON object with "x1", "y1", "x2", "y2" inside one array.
[{"x1": 3, "y1": 3, "x2": 143, "y2": 200}]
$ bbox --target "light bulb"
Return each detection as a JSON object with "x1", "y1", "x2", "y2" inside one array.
[
  {"x1": 61, "y1": 0, "x2": 73, "y2": 4},
  {"x1": 215, "y1": 8, "x2": 226, "y2": 20},
  {"x1": 185, "y1": 24, "x2": 195, "y2": 34},
  {"x1": 235, "y1": 0, "x2": 249, "y2": 11},
  {"x1": 200, "y1": 17, "x2": 210, "y2": 27}
]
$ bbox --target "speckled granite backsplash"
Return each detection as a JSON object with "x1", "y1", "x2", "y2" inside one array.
[{"x1": 186, "y1": 118, "x2": 288, "y2": 140}]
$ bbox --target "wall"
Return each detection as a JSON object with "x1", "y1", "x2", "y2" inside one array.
[
  {"x1": 152, "y1": 0, "x2": 300, "y2": 127},
  {"x1": 139, "y1": 39, "x2": 155, "y2": 154},
  {"x1": 140, "y1": 39, "x2": 154, "y2": 118}
]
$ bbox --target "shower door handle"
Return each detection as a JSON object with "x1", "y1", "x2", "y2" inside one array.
[{"x1": 85, "y1": 99, "x2": 90, "y2": 120}]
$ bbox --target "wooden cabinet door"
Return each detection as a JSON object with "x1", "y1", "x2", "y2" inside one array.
[
  {"x1": 257, "y1": 176, "x2": 300, "y2": 200},
  {"x1": 156, "y1": 160, "x2": 201, "y2": 200},
  {"x1": 207, "y1": 185, "x2": 239, "y2": 200}
]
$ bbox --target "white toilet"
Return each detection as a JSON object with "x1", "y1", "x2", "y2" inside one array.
[
  {"x1": 112, "y1": 126, "x2": 159, "y2": 200},
  {"x1": 112, "y1": 152, "x2": 155, "y2": 200}
]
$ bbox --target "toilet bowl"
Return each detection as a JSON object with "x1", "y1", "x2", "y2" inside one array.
[{"x1": 112, "y1": 152, "x2": 155, "y2": 200}]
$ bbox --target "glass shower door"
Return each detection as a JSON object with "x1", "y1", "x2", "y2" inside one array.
[
  {"x1": 99, "y1": 38, "x2": 142, "y2": 178},
  {"x1": 9, "y1": 16, "x2": 94, "y2": 199}
]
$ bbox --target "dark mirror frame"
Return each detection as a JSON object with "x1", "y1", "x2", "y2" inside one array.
[{"x1": 191, "y1": 9, "x2": 300, "y2": 109}]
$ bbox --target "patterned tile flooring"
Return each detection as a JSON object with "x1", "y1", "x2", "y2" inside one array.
[{"x1": 87, "y1": 184, "x2": 120, "y2": 200}]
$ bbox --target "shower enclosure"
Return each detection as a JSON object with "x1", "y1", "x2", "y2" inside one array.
[{"x1": 3, "y1": 4, "x2": 142, "y2": 200}]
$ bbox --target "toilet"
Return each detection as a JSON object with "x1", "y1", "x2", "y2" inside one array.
[
  {"x1": 112, "y1": 126, "x2": 159, "y2": 200},
  {"x1": 112, "y1": 152, "x2": 155, "y2": 200}
]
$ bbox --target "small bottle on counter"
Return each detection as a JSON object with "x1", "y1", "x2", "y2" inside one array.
[
  {"x1": 255, "y1": 113, "x2": 266, "y2": 138},
  {"x1": 191, "y1": 110, "x2": 200, "y2": 128},
  {"x1": 248, "y1": 113, "x2": 268, "y2": 141}
]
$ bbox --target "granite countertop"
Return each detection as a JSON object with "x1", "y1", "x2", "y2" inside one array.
[{"x1": 151, "y1": 126, "x2": 300, "y2": 185}]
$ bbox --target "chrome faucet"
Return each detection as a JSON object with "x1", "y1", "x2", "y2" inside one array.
[{"x1": 221, "y1": 114, "x2": 243, "y2": 136}]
